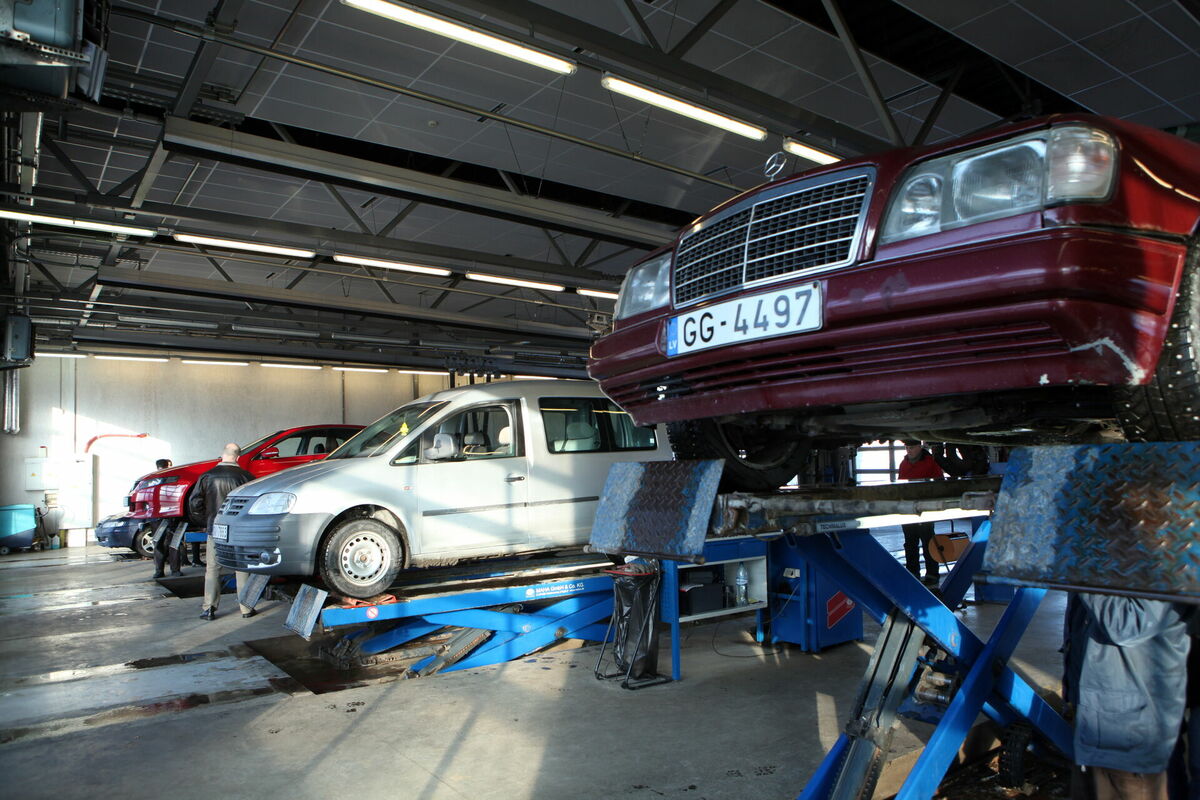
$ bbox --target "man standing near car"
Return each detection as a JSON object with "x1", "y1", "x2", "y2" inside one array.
[
  {"x1": 188, "y1": 443, "x2": 255, "y2": 621},
  {"x1": 898, "y1": 440, "x2": 945, "y2": 585}
]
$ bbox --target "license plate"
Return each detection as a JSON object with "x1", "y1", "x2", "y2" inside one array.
[
  {"x1": 212, "y1": 523, "x2": 228, "y2": 541},
  {"x1": 666, "y1": 282, "x2": 822, "y2": 357}
]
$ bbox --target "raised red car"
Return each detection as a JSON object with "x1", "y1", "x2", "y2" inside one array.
[
  {"x1": 589, "y1": 114, "x2": 1200, "y2": 490},
  {"x1": 127, "y1": 424, "x2": 363, "y2": 530}
]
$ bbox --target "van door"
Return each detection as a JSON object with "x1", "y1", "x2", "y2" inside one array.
[
  {"x1": 411, "y1": 403, "x2": 530, "y2": 555},
  {"x1": 527, "y1": 396, "x2": 663, "y2": 548}
]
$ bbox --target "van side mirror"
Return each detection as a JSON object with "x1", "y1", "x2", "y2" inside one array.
[
  {"x1": 424, "y1": 433, "x2": 459, "y2": 461},
  {"x1": 258, "y1": 446, "x2": 280, "y2": 459}
]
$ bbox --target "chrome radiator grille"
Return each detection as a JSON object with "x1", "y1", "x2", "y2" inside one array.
[{"x1": 674, "y1": 173, "x2": 871, "y2": 306}]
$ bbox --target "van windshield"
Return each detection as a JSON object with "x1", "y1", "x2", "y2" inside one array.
[{"x1": 327, "y1": 401, "x2": 448, "y2": 459}]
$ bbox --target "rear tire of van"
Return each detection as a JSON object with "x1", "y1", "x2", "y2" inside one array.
[
  {"x1": 319, "y1": 519, "x2": 404, "y2": 599},
  {"x1": 1116, "y1": 242, "x2": 1200, "y2": 442}
]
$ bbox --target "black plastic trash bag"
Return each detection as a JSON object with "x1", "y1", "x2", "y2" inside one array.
[{"x1": 596, "y1": 562, "x2": 670, "y2": 688}]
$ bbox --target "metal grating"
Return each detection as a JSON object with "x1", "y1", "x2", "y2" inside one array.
[
  {"x1": 219, "y1": 496, "x2": 250, "y2": 517},
  {"x1": 986, "y1": 444, "x2": 1200, "y2": 603},
  {"x1": 674, "y1": 173, "x2": 871, "y2": 306}
]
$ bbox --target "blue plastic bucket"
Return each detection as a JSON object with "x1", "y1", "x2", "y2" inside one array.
[{"x1": 0, "y1": 504, "x2": 37, "y2": 551}]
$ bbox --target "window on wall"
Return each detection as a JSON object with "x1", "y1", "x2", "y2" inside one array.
[{"x1": 539, "y1": 397, "x2": 657, "y2": 454}]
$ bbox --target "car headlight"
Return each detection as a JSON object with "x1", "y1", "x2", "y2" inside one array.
[
  {"x1": 142, "y1": 476, "x2": 179, "y2": 488},
  {"x1": 614, "y1": 252, "x2": 672, "y2": 320},
  {"x1": 247, "y1": 492, "x2": 296, "y2": 515},
  {"x1": 881, "y1": 125, "x2": 1116, "y2": 244}
]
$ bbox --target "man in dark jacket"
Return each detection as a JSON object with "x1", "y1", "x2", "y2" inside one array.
[
  {"x1": 1065, "y1": 593, "x2": 1194, "y2": 799},
  {"x1": 187, "y1": 443, "x2": 255, "y2": 621}
]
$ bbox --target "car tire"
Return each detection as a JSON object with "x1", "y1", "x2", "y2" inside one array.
[
  {"x1": 318, "y1": 518, "x2": 405, "y2": 599},
  {"x1": 132, "y1": 526, "x2": 156, "y2": 559},
  {"x1": 667, "y1": 418, "x2": 804, "y2": 492},
  {"x1": 1116, "y1": 243, "x2": 1200, "y2": 442}
]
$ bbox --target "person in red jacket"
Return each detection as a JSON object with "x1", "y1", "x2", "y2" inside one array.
[{"x1": 898, "y1": 440, "x2": 944, "y2": 584}]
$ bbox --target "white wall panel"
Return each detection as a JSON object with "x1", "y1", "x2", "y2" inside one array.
[{"x1": 0, "y1": 358, "x2": 449, "y2": 523}]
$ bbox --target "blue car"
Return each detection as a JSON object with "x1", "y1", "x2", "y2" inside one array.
[{"x1": 95, "y1": 514, "x2": 154, "y2": 559}]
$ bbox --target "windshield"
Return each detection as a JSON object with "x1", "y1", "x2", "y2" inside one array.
[
  {"x1": 241, "y1": 431, "x2": 281, "y2": 454},
  {"x1": 328, "y1": 401, "x2": 448, "y2": 459}
]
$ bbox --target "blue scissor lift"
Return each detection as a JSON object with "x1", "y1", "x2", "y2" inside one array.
[
  {"x1": 718, "y1": 443, "x2": 1199, "y2": 800},
  {"x1": 282, "y1": 554, "x2": 617, "y2": 676}
]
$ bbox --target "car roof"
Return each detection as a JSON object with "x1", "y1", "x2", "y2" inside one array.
[{"x1": 418, "y1": 379, "x2": 604, "y2": 405}]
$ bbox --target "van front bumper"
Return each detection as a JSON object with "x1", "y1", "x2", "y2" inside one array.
[{"x1": 212, "y1": 510, "x2": 331, "y2": 577}]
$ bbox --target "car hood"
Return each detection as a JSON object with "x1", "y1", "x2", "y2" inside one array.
[
  {"x1": 227, "y1": 457, "x2": 358, "y2": 497},
  {"x1": 134, "y1": 459, "x2": 218, "y2": 485}
]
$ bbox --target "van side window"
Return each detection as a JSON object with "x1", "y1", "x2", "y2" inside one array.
[
  {"x1": 539, "y1": 397, "x2": 657, "y2": 454},
  {"x1": 422, "y1": 404, "x2": 520, "y2": 461}
]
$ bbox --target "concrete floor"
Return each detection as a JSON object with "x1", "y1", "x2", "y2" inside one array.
[{"x1": 0, "y1": 528, "x2": 1067, "y2": 800}]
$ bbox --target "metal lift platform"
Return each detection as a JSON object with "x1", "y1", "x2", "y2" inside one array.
[
  {"x1": 282, "y1": 553, "x2": 617, "y2": 676},
  {"x1": 701, "y1": 443, "x2": 1199, "y2": 800}
]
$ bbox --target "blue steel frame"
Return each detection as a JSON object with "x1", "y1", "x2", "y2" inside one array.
[
  {"x1": 317, "y1": 574, "x2": 615, "y2": 674},
  {"x1": 797, "y1": 520, "x2": 1073, "y2": 800},
  {"x1": 659, "y1": 535, "x2": 768, "y2": 681}
]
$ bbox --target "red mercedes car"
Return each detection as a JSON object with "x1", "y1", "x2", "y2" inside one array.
[
  {"x1": 589, "y1": 114, "x2": 1200, "y2": 490},
  {"x1": 127, "y1": 424, "x2": 363, "y2": 541}
]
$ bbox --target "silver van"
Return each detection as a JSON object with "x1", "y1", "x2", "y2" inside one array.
[{"x1": 212, "y1": 380, "x2": 672, "y2": 598}]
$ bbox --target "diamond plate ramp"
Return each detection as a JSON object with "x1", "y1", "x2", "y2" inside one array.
[
  {"x1": 588, "y1": 459, "x2": 723, "y2": 562},
  {"x1": 985, "y1": 444, "x2": 1200, "y2": 602}
]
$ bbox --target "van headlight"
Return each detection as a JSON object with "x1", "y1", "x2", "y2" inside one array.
[
  {"x1": 881, "y1": 125, "x2": 1116, "y2": 244},
  {"x1": 248, "y1": 493, "x2": 296, "y2": 515},
  {"x1": 614, "y1": 252, "x2": 673, "y2": 320}
]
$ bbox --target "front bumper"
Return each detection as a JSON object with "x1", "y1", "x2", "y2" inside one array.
[
  {"x1": 213, "y1": 510, "x2": 332, "y2": 577},
  {"x1": 94, "y1": 519, "x2": 138, "y2": 548},
  {"x1": 590, "y1": 228, "x2": 1187, "y2": 426}
]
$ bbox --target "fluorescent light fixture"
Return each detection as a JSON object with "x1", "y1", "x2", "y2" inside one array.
[
  {"x1": 577, "y1": 288, "x2": 619, "y2": 300},
  {"x1": 262, "y1": 363, "x2": 323, "y2": 370},
  {"x1": 334, "y1": 366, "x2": 388, "y2": 373},
  {"x1": 782, "y1": 138, "x2": 841, "y2": 166},
  {"x1": 0, "y1": 208, "x2": 157, "y2": 237},
  {"x1": 230, "y1": 324, "x2": 321, "y2": 339},
  {"x1": 119, "y1": 315, "x2": 219, "y2": 330},
  {"x1": 330, "y1": 332, "x2": 409, "y2": 345},
  {"x1": 465, "y1": 272, "x2": 565, "y2": 292},
  {"x1": 396, "y1": 369, "x2": 447, "y2": 376},
  {"x1": 600, "y1": 74, "x2": 767, "y2": 141},
  {"x1": 341, "y1": 0, "x2": 576, "y2": 75},
  {"x1": 182, "y1": 360, "x2": 249, "y2": 367},
  {"x1": 36, "y1": 352, "x2": 86, "y2": 358},
  {"x1": 174, "y1": 233, "x2": 316, "y2": 259},
  {"x1": 94, "y1": 355, "x2": 169, "y2": 363},
  {"x1": 333, "y1": 253, "x2": 452, "y2": 277},
  {"x1": 511, "y1": 375, "x2": 558, "y2": 380}
]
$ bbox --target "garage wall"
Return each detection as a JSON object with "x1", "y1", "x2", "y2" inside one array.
[{"x1": 0, "y1": 358, "x2": 450, "y2": 522}]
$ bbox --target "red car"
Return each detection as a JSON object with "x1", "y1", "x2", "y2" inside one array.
[
  {"x1": 589, "y1": 114, "x2": 1200, "y2": 490},
  {"x1": 127, "y1": 425, "x2": 363, "y2": 537}
]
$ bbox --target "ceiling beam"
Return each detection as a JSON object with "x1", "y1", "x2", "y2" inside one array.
[
  {"x1": 413, "y1": 0, "x2": 890, "y2": 154},
  {"x1": 130, "y1": 141, "x2": 170, "y2": 208},
  {"x1": 669, "y1": 0, "x2": 737, "y2": 58},
  {"x1": 821, "y1": 0, "x2": 904, "y2": 147},
  {"x1": 162, "y1": 117, "x2": 676, "y2": 249},
  {"x1": 173, "y1": 0, "x2": 247, "y2": 117},
  {"x1": 3, "y1": 185, "x2": 613, "y2": 283},
  {"x1": 111, "y1": 6, "x2": 742, "y2": 191},
  {"x1": 94, "y1": 267, "x2": 595, "y2": 343},
  {"x1": 68, "y1": 328, "x2": 588, "y2": 378}
]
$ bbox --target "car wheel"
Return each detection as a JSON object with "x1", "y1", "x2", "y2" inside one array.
[
  {"x1": 667, "y1": 418, "x2": 805, "y2": 492},
  {"x1": 318, "y1": 518, "x2": 404, "y2": 599},
  {"x1": 132, "y1": 526, "x2": 156, "y2": 559},
  {"x1": 1117, "y1": 243, "x2": 1200, "y2": 442}
]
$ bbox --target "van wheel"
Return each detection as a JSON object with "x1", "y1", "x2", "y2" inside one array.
[
  {"x1": 667, "y1": 419, "x2": 804, "y2": 492},
  {"x1": 133, "y1": 526, "x2": 156, "y2": 559},
  {"x1": 318, "y1": 519, "x2": 404, "y2": 599},
  {"x1": 1116, "y1": 243, "x2": 1200, "y2": 441}
]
